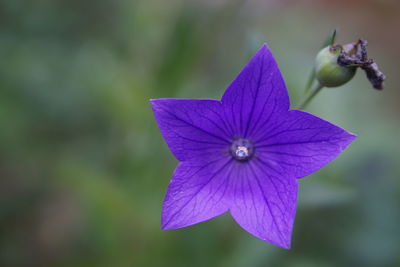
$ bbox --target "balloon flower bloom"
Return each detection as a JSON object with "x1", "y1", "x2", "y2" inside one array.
[{"x1": 150, "y1": 44, "x2": 356, "y2": 249}]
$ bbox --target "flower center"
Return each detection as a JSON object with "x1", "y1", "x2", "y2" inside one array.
[{"x1": 231, "y1": 138, "x2": 254, "y2": 161}]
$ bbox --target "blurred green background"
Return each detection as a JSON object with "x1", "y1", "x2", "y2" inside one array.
[{"x1": 1, "y1": 0, "x2": 399, "y2": 266}]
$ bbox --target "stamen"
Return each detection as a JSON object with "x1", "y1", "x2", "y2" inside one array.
[
  {"x1": 235, "y1": 146, "x2": 249, "y2": 159},
  {"x1": 231, "y1": 138, "x2": 254, "y2": 161}
]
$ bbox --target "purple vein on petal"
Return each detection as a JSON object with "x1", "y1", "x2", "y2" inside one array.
[
  {"x1": 253, "y1": 113, "x2": 336, "y2": 146},
  {"x1": 196, "y1": 111, "x2": 231, "y2": 140},
  {"x1": 248, "y1": 162, "x2": 287, "y2": 246},
  {"x1": 162, "y1": 157, "x2": 233, "y2": 229},
  {"x1": 157, "y1": 104, "x2": 230, "y2": 144},
  {"x1": 256, "y1": 150, "x2": 317, "y2": 158},
  {"x1": 247, "y1": 83, "x2": 276, "y2": 139},
  {"x1": 255, "y1": 135, "x2": 351, "y2": 149},
  {"x1": 194, "y1": 161, "x2": 234, "y2": 217},
  {"x1": 207, "y1": 106, "x2": 234, "y2": 137},
  {"x1": 243, "y1": 51, "x2": 265, "y2": 138}
]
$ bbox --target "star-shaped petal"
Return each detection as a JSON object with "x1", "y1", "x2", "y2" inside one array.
[{"x1": 150, "y1": 44, "x2": 356, "y2": 249}]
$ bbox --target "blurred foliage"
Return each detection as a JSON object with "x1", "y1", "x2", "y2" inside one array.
[{"x1": 0, "y1": 0, "x2": 399, "y2": 266}]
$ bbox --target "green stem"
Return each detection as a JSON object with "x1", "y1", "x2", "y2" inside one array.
[
  {"x1": 298, "y1": 83, "x2": 324, "y2": 109},
  {"x1": 304, "y1": 66, "x2": 316, "y2": 95}
]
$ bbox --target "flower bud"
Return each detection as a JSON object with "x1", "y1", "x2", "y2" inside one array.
[{"x1": 314, "y1": 45, "x2": 357, "y2": 88}]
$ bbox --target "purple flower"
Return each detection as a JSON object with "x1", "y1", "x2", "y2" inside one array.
[{"x1": 150, "y1": 44, "x2": 356, "y2": 249}]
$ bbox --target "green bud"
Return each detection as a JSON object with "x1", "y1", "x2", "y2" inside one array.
[{"x1": 314, "y1": 45, "x2": 356, "y2": 88}]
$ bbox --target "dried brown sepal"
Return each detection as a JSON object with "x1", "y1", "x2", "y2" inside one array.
[
  {"x1": 337, "y1": 39, "x2": 386, "y2": 90},
  {"x1": 364, "y1": 62, "x2": 386, "y2": 90}
]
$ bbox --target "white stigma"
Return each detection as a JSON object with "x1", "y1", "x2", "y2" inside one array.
[
  {"x1": 235, "y1": 146, "x2": 249, "y2": 159},
  {"x1": 231, "y1": 138, "x2": 254, "y2": 161}
]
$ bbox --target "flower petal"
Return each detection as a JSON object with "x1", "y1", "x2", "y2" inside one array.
[
  {"x1": 221, "y1": 44, "x2": 290, "y2": 138},
  {"x1": 151, "y1": 99, "x2": 231, "y2": 161},
  {"x1": 255, "y1": 110, "x2": 357, "y2": 179},
  {"x1": 162, "y1": 156, "x2": 233, "y2": 230},
  {"x1": 229, "y1": 161, "x2": 297, "y2": 249}
]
